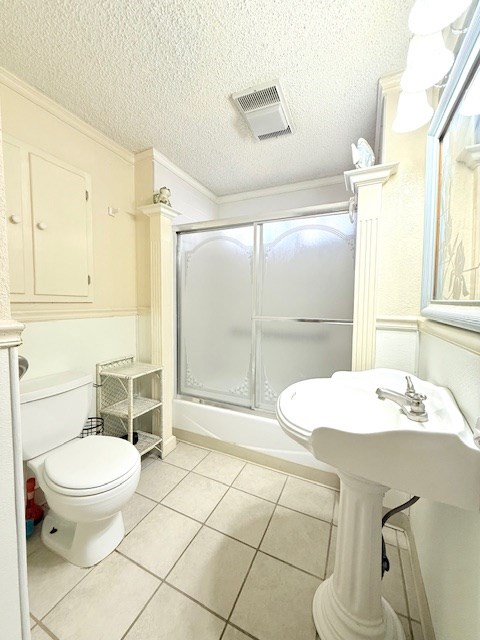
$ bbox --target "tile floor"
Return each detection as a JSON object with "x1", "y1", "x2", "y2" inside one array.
[{"x1": 28, "y1": 441, "x2": 425, "y2": 640}]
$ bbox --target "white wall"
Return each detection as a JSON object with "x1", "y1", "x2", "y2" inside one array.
[
  {"x1": 217, "y1": 175, "x2": 348, "y2": 218},
  {"x1": 152, "y1": 149, "x2": 218, "y2": 223},
  {"x1": 18, "y1": 315, "x2": 138, "y2": 413},
  {"x1": 377, "y1": 73, "x2": 480, "y2": 640},
  {"x1": 414, "y1": 328, "x2": 480, "y2": 640}
]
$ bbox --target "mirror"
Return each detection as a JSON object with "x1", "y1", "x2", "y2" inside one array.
[{"x1": 422, "y1": 6, "x2": 480, "y2": 332}]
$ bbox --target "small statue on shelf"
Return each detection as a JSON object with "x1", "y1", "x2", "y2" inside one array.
[
  {"x1": 153, "y1": 186, "x2": 171, "y2": 206},
  {"x1": 351, "y1": 138, "x2": 375, "y2": 169}
]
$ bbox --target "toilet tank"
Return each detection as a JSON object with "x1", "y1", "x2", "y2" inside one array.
[{"x1": 20, "y1": 371, "x2": 93, "y2": 461}]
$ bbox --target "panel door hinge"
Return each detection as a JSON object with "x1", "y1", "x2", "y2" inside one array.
[
  {"x1": 86, "y1": 190, "x2": 89, "y2": 201},
  {"x1": 87, "y1": 275, "x2": 91, "y2": 285}
]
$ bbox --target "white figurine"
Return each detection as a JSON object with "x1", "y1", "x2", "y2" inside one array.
[
  {"x1": 351, "y1": 138, "x2": 375, "y2": 169},
  {"x1": 153, "y1": 186, "x2": 171, "y2": 206}
]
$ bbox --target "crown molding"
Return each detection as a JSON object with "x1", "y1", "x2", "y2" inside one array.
[
  {"x1": 378, "y1": 72, "x2": 402, "y2": 94},
  {"x1": 0, "y1": 66, "x2": 134, "y2": 164},
  {"x1": 135, "y1": 148, "x2": 218, "y2": 203},
  {"x1": 217, "y1": 174, "x2": 346, "y2": 204}
]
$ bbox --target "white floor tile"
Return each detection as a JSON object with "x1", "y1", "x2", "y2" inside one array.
[
  {"x1": 207, "y1": 488, "x2": 275, "y2": 547},
  {"x1": 124, "y1": 583, "x2": 224, "y2": 640},
  {"x1": 136, "y1": 460, "x2": 188, "y2": 502},
  {"x1": 412, "y1": 620, "x2": 424, "y2": 640},
  {"x1": 31, "y1": 626, "x2": 54, "y2": 640},
  {"x1": 232, "y1": 464, "x2": 286, "y2": 503},
  {"x1": 222, "y1": 625, "x2": 252, "y2": 640},
  {"x1": 167, "y1": 526, "x2": 255, "y2": 618},
  {"x1": 122, "y1": 492, "x2": 156, "y2": 534},
  {"x1": 399, "y1": 615, "x2": 413, "y2": 640},
  {"x1": 230, "y1": 552, "x2": 320, "y2": 640},
  {"x1": 119, "y1": 504, "x2": 201, "y2": 577},
  {"x1": 279, "y1": 477, "x2": 335, "y2": 522},
  {"x1": 27, "y1": 546, "x2": 91, "y2": 619},
  {"x1": 164, "y1": 441, "x2": 209, "y2": 470},
  {"x1": 162, "y1": 472, "x2": 228, "y2": 522},
  {"x1": 194, "y1": 451, "x2": 245, "y2": 485},
  {"x1": 260, "y1": 506, "x2": 330, "y2": 577},
  {"x1": 43, "y1": 552, "x2": 159, "y2": 640}
]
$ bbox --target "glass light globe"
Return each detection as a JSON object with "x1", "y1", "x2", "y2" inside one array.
[
  {"x1": 401, "y1": 33, "x2": 454, "y2": 92},
  {"x1": 409, "y1": 0, "x2": 472, "y2": 35},
  {"x1": 392, "y1": 90, "x2": 434, "y2": 133}
]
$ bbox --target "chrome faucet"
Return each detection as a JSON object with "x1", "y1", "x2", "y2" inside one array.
[{"x1": 376, "y1": 376, "x2": 428, "y2": 422}]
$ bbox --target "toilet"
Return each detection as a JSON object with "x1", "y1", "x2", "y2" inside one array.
[{"x1": 20, "y1": 371, "x2": 141, "y2": 567}]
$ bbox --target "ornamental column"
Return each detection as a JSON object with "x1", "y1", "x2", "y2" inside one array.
[
  {"x1": 344, "y1": 163, "x2": 399, "y2": 371},
  {"x1": 138, "y1": 202, "x2": 179, "y2": 458}
]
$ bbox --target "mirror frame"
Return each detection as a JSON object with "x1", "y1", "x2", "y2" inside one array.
[{"x1": 421, "y1": 6, "x2": 480, "y2": 333}]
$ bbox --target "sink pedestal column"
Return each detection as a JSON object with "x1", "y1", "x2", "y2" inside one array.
[{"x1": 313, "y1": 471, "x2": 405, "y2": 640}]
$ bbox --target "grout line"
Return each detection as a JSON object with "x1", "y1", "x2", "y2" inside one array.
[
  {"x1": 120, "y1": 581, "x2": 164, "y2": 639},
  {"x1": 114, "y1": 549, "x2": 165, "y2": 582},
  {"x1": 224, "y1": 474, "x2": 289, "y2": 626},
  {"x1": 34, "y1": 620, "x2": 60, "y2": 640},
  {"x1": 323, "y1": 522, "x2": 334, "y2": 580},
  {"x1": 32, "y1": 562, "x2": 94, "y2": 623}
]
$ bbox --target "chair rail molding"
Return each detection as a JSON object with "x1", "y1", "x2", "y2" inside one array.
[
  {"x1": 344, "y1": 162, "x2": 399, "y2": 371},
  {"x1": 138, "y1": 202, "x2": 181, "y2": 457}
]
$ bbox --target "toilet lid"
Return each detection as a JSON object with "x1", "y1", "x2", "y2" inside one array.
[{"x1": 44, "y1": 436, "x2": 140, "y2": 492}]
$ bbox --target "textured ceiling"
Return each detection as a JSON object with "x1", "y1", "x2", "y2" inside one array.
[{"x1": 0, "y1": 0, "x2": 414, "y2": 196}]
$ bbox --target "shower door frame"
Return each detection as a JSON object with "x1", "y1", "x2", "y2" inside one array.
[{"x1": 175, "y1": 201, "x2": 353, "y2": 415}]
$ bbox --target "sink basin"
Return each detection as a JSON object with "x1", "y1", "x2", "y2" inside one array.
[
  {"x1": 277, "y1": 368, "x2": 480, "y2": 511},
  {"x1": 276, "y1": 368, "x2": 480, "y2": 640}
]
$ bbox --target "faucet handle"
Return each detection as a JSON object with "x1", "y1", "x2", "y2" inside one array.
[{"x1": 405, "y1": 376, "x2": 416, "y2": 397}]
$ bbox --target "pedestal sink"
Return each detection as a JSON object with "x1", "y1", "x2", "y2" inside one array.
[{"x1": 276, "y1": 368, "x2": 480, "y2": 640}]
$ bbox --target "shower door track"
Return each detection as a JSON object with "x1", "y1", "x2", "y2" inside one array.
[{"x1": 174, "y1": 201, "x2": 350, "y2": 233}]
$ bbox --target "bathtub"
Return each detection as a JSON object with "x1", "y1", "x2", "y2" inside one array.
[{"x1": 173, "y1": 398, "x2": 335, "y2": 475}]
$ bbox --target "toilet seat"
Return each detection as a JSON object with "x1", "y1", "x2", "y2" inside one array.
[{"x1": 43, "y1": 436, "x2": 140, "y2": 497}]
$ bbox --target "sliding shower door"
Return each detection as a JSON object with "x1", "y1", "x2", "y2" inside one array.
[
  {"x1": 177, "y1": 226, "x2": 254, "y2": 407},
  {"x1": 177, "y1": 211, "x2": 356, "y2": 412}
]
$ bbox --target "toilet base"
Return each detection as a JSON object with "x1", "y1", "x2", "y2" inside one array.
[{"x1": 41, "y1": 510, "x2": 125, "y2": 567}]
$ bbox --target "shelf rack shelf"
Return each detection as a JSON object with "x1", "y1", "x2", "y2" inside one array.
[{"x1": 96, "y1": 356, "x2": 163, "y2": 457}]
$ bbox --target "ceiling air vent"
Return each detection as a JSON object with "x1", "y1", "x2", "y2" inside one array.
[{"x1": 232, "y1": 81, "x2": 294, "y2": 142}]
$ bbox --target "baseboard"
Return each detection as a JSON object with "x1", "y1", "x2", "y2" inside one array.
[{"x1": 173, "y1": 428, "x2": 340, "y2": 490}]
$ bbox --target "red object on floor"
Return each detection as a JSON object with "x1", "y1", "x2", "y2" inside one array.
[{"x1": 25, "y1": 477, "x2": 44, "y2": 525}]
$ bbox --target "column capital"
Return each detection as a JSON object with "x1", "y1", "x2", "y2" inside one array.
[
  {"x1": 137, "y1": 203, "x2": 182, "y2": 220},
  {"x1": 344, "y1": 162, "x2": 399, "y2": 194}
]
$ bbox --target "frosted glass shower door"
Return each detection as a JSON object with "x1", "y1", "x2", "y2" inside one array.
[
  {"x1": 177, "y1": 210, "x2": 356, "y2": 413},
  {"x1": 255, "y1": 213, "x2": 355, "y2": 410},
  {"x1": 178, "y1": 227, "x2": 254, "y2": 407}
]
